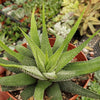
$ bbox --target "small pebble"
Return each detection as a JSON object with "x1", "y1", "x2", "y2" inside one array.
[
  {"x1": 6, "y1": 70, "x2": 12, "y2": 76},
  {"x1": 89, "y1": 52, "x2": 94, "y2": 57},
  {"x1": 82, "y1": 48, "x2": 89, "y2": 54}
]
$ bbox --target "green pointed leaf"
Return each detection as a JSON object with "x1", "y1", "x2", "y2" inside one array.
[
  {"x1": 43, "y1": 71, "x2": 57, "y2": 79},
  {"x1": 45, "y1": 50, "x2": 49, "y2": 66},
  {"x1": 54, "y1": 29, "x2": 100, "y2": 72},
  {"x1": 21, "y1": 66, "x2": 47, "y2": 80},
  {"x1": 0, "y1": 58, "x2": 18, "y2": 65},
  {"x1": 0, "y1": 73, "x2": 36, "y2": 86},
  {"x1": 0, "y1": 40, "x2": 21, "y2": 61},
  {"x1": 15, "y1": 45, "x2": 34, "y2": 58},
  {"x1": 21, "y1": 85, "x2": 35, "y2": 100},
  {"x1": 30, "y1": 8, "x2": 40, "y2": 46},
  {"x1": 46, "y1": 83, "x2": 63, "y2": 100},
  {"x1": 59, "y1": 81, "x2": 100, "y2": 99},
  {"x1": 5, "y1": 52, "x2": 19, "y2": 63},
  {"x1": 19, "y1": 28, "x2": 46, "y2": 72},
  {"x1": 36, "y1": 51, "x2": 46, "y2": 72},
  {"x1": 0, "y1": 62, "x2": 46, "y2": 80},
  {"x1": 0, "y1": 41, "x2": 36, "y2": 66},
  {"x1": 4, "y1": 66, "x2": 22, "y2": 73},
  {"x1": 46, "y1": 9, "x2": 85, "y2": 71},
  {"x1": 34, "y1": 80, "x2": 51, "y2": 100},
  {"x1": 1, "y1": 85, "x2": 24, "y2": 91},
  {"x1": 0, "y1": 58, "x2": 21, "y2": 73},
  {"x1": 20, "y1": 56, "x2": 36, "y2": 66},
  {"x1": 53, "y1": 56, "x2": 100, "y2": 81},
  {"x1": 41, "y1": 5, "x2": 53, "y2": 57},
  {"x1": 63, "y1": 9, "x2": 85, "y2": 52}
]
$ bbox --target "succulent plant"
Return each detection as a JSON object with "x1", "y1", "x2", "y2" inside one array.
[
  {"x1": 51, "y1": 0, "x2": 78, "y2": 24},
  {"x1": 0, "y1": 20, "x2": 23, "y2": 43},
  {"x1": 75, "y1": 0, "x2": 100, "y2": 35},
  {"x1": 23, "y1": 3, "x2": 32, "y2": 16},
  {"x1": 0, "y1": 6, "x2": 100, "y2": 100},
  {"x1": 9, "y1": 0, "x2": 62, "y2": 29},
  {"x1": 0, "y1": 15, "x2": 5, "y2": 22},
  {"x1": 48, "y1": 12, "x2": 75, "y2": 38},
  {"x1": 2, "y1": 6, "x2": 13, "y2": 13},
  {"x1": 47, "y1": 0, "x2": 78, "y2": 36},
  {"x1": 60, "y1": 0, "x2": 79, "y2": 14},
  {"x1": 8, "y1": 8, "x2": 25, "y2": 20},
  {"x1": 15, "y1": 0, "x2": 27, "y2": 5},
  {"x1": 5, "y1": 17, "x2": 11, "y2": 26},
  {"x1": 12, "y1": 5, "x2": 18, "y2": 10},
  {"x1": 14, "y1": 8, "x2": 25, "y2": 19},
  {"x1": 0, "y1": 5, "x2": 4, "y2": 10},
  {"x1": 0, "y1": 33, "x2": 10, "y2": 52},
  {"x1": 79, "y1": 0, "x2": 100, "y2": 4},
  {"x1": 4, "y1": 1, "x2": 12, "y2": 7}
]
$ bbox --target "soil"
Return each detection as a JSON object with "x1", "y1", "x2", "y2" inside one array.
[{"x1": 9, "y1": 90, "x2": 23, "y2": 100}]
